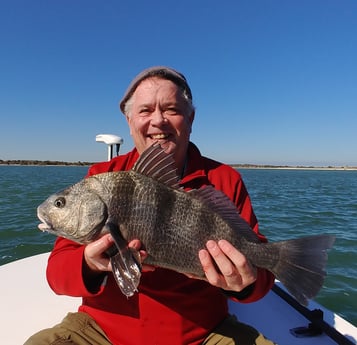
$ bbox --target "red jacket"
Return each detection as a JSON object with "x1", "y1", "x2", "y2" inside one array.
[{"x1": 47, "y1": 142, "x2": 274, "y2": 345}]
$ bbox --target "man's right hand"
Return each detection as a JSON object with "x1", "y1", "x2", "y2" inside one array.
[
  {"x1": 83, "y1": 234, "x2": 155, "y2": 279},
  {"x1": 84, "y1": 233, "x2": 115, "y2": 274}
]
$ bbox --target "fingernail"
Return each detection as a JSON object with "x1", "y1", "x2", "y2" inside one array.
[
  {"x1": 218, "y1": 239, "x2": 228, "y2": 249},
  {"x1": 199, "y1": 250, "x2": 208, "y2": 260},
  {"x1": 206, "y1": 240, "x2": 216, "y2": 250}
]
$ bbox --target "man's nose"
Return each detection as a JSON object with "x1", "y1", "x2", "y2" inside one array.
[{"x1": 151, "y1": 109, "x2": 167, "y2": 125}]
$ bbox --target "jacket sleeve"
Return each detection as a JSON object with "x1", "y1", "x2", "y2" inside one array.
[
  {"x1": 46, "y1": 237, "x2": 106, "y2": 297},
  {"x1": 208, "y1": 165, "x2": 275, "y2": 303}
]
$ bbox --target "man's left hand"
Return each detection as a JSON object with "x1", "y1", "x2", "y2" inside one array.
[{"x1": 198, "y1": 239, "x2": 257, "y2": 292}]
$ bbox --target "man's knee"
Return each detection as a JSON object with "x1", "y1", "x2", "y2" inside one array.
[
  {"x1": 24, "y1": 312, "x2": 111, "y2": 345},
  {"x1": 203, "y1": 314, "x2": 276, "y2": 345}
]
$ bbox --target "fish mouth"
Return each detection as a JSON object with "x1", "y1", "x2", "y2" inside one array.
[
  {"x1": 37, "y1": 211, "x2": 54, "y2": 233},
  {"x1": 38, "y1": 222, "x2": 53, "y2": 232},
  {"x1": 37, "y1": 216, "x2": 66, "y2": 238}
]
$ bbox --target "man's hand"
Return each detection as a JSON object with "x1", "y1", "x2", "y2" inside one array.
[
  {"x1": 198, "y1": 239, "x2": 257, "y2": 292},
  {"x1": 83, "y1": 234, "x2": 154, "y2": 277},
  {"x1": 126, "y1": 239, "x2": 155, "y2": 272},
  {"x1": 84, "y1": 233, "x2": 114, "y2": 274}
]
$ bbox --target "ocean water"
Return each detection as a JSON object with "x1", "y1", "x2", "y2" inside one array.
[{"x1": 0, "y1": 165, "x2": 356, "y2": 326}]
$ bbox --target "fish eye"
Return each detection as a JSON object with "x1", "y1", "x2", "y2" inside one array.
[{"x1": 54, "y1": 197, "x2": 66, "y2": 208}]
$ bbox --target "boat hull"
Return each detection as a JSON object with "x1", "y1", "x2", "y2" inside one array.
[{"x1": 0, "y1": 253, "x2": 356, "y2": 345}]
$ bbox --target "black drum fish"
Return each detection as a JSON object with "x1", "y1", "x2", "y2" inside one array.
[{"x1": 37, "y1": 144, "x2": 335, "y2": 305}]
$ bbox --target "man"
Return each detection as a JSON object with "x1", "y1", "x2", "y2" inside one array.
[{"x1": 25, "y1": 66, "x2": 275, "y2": 345}]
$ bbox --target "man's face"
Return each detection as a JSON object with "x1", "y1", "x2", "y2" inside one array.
[{"x1": 127, "y1": 77, "x2": 194, "y2": 168}]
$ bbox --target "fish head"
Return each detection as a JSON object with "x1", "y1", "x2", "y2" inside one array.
[{"x1": 37, "y1": 178, "x2": 108, "y2": 243}]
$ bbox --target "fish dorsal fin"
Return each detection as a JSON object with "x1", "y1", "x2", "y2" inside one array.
[
  {"x1": 189, "y1": 186, "x2": 260, "y2": 243},
  {"x1": 132, "y1": 144, "x2": 180, "y2": 189}
]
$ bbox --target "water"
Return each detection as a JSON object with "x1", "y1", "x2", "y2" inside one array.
[
  {"x1": 0, "y1": 166, "x2": 356, "y2": 326},
  {"x1": 0, "y1": 165, "x2": 88, "y2": 262},
  {"x1": 239, "y1": 168, "x2": 357, "y2": 327}
]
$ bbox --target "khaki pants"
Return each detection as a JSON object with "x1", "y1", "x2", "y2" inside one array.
[
  {"x1": 24, "y1": 312, "x2": 276, "y2": 345},
  {"x1": 202, "y1": 315, "x2": 276, "y2": 345}
]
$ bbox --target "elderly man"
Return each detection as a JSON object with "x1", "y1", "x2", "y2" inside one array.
[{"x1": 25, "y1": 67, "x2": 275, "y2": 345}]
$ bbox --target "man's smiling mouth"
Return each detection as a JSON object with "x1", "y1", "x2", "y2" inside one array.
[{"x1": 150, "y1": 133, "x2": 169, "y2": 140}]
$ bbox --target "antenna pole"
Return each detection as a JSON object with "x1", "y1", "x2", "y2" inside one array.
[{"x1": 96, "y1": 134, "x2": 124, "y2": 161}]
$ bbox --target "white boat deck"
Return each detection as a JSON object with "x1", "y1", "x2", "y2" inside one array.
[{"x1": 0, "y1": 253, "x2": 356, "y2": 345}]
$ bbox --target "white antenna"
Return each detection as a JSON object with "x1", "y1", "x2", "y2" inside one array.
[{"x1": 96, "y1": 134, "x2": 124, "y2": 161}]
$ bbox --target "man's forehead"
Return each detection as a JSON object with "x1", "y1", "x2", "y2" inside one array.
[{"x1": 133, "y1": 79, "x2": 182, "y2": 100}]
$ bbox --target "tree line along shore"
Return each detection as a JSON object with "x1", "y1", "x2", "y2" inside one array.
[
  {"x1": 0, "y1": 159, "x2": 93, "y2": 166},
  {"x1": 1, "y1": 159, "x2": 356, "y2": 170}
]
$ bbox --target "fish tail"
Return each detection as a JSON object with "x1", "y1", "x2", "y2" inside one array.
[{"x1": 250, "y1": 234, "x2": 335, "y2": 305}]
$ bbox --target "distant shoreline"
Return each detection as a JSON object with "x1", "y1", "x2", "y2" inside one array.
[
  {"x1": 0, "y1": 160, "x2": 94, "y2": 166},
  {"x1": 234, "y1": 165, "x2": 357, "y2": 171},
  {"x1": 1, "y1": 159, "x2": 357, "y2": 170}
]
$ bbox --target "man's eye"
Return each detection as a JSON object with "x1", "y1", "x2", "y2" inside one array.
[
  {"x1": 139, "y1": 109, "x2": 150, "y2": 116},
  {"x1": 164, "y1": 108, "x2": 178, "y2": 115}
]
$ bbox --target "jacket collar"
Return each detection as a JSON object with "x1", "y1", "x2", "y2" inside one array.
[{"x1": 179, "y1": 142, "x2": 209, "y2": 187}]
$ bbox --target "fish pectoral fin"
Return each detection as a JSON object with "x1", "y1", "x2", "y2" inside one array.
[
  {"x1": 104, "y1": 222, "x2": 142, "y2": 297},
  {"x1": 110, "y1": 249, "x2": 142, "y2": 297}
]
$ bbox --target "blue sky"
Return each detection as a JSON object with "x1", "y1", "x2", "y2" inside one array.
[{"x1": 1, "y1": 0, "x2": 356, "y2": 166}]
